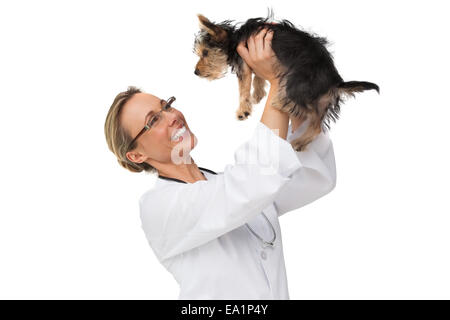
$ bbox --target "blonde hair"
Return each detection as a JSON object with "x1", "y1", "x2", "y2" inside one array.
[{"x1": 104, "y1": 86, "x2": 157, "y2": 174}]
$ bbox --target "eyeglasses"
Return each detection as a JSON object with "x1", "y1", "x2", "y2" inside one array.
[{"x1": 127, "y1": 96, "x2": 176, "y2": 151}]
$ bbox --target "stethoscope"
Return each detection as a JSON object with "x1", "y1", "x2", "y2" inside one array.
[{"x1": 158, "y1": 167, "x2": 276, "y2": 248}]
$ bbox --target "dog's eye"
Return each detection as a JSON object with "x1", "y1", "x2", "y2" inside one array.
[{"x1": 202, "y1": 49, "x2": 208, "y2": 57}]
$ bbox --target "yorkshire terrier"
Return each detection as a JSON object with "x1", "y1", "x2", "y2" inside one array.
[{"x1": 193, "y1": 9, "x2": 379, "y2": 151}]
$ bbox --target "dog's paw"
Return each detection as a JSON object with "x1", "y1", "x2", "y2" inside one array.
[
  {"x1": 251, "y1": 88, "x2": 267, "y2": 104},
  {"x1": 236, "y1": 110, "x2": 251, "y2": 120},
  {"x1": 236, "y1": 99, "x2": 253, "y2": 120}
]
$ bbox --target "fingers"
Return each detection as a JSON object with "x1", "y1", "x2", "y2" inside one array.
[
  {"x1": 264, "y1": 30, "x2": 274, "y2": 57},
  {"x1": 237, "y1": 40, "x2": 251, "y2": 66},
  {"x1": 251, "y1": 27, "x2": 270, "y2": 60},
  {"x1": 247, "y1": 34, "x2": 256, "y2": 59},
  {"x1": 236, "y1": 26, "x2": 274, "y2": 63}
]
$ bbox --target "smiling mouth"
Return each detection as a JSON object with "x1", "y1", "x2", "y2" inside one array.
[{"x1": 171, "y1": 125, "x2": 187, "y2": 141}]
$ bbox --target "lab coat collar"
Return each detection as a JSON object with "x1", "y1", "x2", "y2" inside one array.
[{"x1": 156, "y1": 167, "x2": 217, "y2": 185}]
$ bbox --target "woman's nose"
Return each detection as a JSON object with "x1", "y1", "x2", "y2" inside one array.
[{"x1": 166, "y1": 110, "x2": 180, "y2": 126}]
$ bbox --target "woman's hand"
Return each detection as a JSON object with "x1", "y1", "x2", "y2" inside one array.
[{"x1": 237, "y1": 27, "x2": 279, "y2": 86}]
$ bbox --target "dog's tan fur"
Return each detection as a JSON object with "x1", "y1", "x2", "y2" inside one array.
[
  {"x1": 194, "y1": 45, "x2": 228, "y2": 80},
  {"x1": 251, "y1": 75, "x2": 267, "y2": 105},
  {"x1": 236, "y1": 61, "x2": 253, "y2": 120}
]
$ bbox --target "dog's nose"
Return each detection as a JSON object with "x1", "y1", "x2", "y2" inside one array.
[{"x1": 194, "y1": 68, "x2": 200, "y2": 75}]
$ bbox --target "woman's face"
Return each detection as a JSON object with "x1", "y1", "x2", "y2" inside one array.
[{"x1": 121, "y1": 93, "x2": 197, "y2": 168}]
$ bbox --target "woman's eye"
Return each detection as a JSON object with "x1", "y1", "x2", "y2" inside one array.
[{"x1": 150, "y1": 114, "x2": 160, "y2": 126}]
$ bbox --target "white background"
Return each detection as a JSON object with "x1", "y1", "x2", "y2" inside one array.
[{"x1": 1, "y1": 0, "x2": 449, "y2": 299}]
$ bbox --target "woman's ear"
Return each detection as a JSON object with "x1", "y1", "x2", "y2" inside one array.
[{"x1": 126, "y1": 149, "x2": 148, "y2": 165}]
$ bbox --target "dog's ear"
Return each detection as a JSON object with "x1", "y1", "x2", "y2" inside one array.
[{"x1": 197, "y1": 14, "x2": 227, "y2": 43}]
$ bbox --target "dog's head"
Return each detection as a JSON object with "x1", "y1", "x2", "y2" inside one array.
[{"x1": 193, "y1": 14, "x2": 231, "y2": 80}]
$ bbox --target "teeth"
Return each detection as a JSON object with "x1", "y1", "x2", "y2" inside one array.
[{"x1": 172, "y1": 126, "x2": 186, "y2": 141}]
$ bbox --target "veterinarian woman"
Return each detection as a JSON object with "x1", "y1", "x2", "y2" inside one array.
[{"x1": 104, "y1": 27, "x2": 336, "y2": 299}]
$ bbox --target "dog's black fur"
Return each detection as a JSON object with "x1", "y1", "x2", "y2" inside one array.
[{"x1": 194, "y1": 8, "x2": 379, "y2": 140}]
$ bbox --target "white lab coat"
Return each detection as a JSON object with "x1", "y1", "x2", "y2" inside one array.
[{"x1": 139, "y1": 120, "x2": 336, "y2": 299}]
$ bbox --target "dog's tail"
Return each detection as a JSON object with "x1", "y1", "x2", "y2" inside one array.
[
  {"x1": 337, "y1": 81, "x2": 380, "y2": 98},
  {"x1": 321, "y1": 81, "x2": 379, "y2": 131}
]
